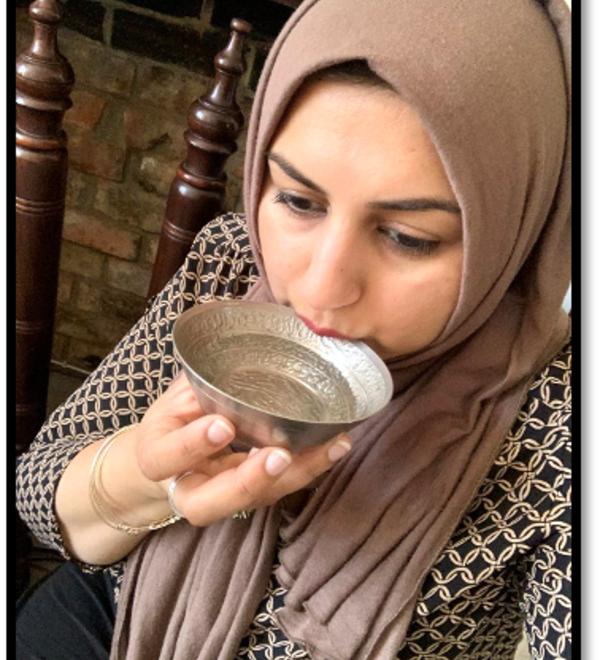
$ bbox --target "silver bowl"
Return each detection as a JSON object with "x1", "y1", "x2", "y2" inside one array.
[{"x1": 172, "y1": 301, "x2": 393, "y2": 450}]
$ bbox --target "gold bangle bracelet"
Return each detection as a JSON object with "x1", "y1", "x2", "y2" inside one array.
[{"x1": 89, "y1": 424, "x2": 181, "y2": 535}]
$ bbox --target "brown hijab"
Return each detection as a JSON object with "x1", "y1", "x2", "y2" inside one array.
[{"x1": 111, "y1": 1, "x2": 571, "y2": 658}]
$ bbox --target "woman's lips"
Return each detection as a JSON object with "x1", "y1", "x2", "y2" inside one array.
[{"x1": 297, "y1": 315, "x2": 351, "y2": 340}]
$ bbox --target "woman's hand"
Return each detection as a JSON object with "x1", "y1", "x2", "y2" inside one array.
[
  {"x1": 56, "y1": 372, "x2": 351, "y2": 565},
  {"x1": 136, "y1": 373, "x2": 352, "y2": 526}
]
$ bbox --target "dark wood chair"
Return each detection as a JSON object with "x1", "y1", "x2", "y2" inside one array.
[{"x1": 16, "y1": 0, "x2": 251, "y2": 595}]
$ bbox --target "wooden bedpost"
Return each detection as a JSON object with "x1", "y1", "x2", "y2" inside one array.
[
  {"x1": 15, "y1": 0, "x2": 74, "y2": 595},
  {"x1": 147, "y1": 18, "x2": 252, "y2": 298},
  {"x1": 16, "y1": 0, "x2": 74, "y2": 457}
]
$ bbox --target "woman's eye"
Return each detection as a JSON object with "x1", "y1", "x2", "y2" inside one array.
[
  {"x1": 381, "y1": 228, "x2": 440, "y2": 255},
  {"x1": 273, "y1": 191, "x2": 324, "y2": 217}
]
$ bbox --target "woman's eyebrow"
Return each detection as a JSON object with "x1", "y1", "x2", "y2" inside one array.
[
  {"x1": 266, "y1": 152, "x2": 326, "y2": 194},
  {"x1": 267, "y1": 151, "x2": 460, "y2": 215},
  {"x1": 373, "y1": 199, "x2": 461, "y2": 215}
]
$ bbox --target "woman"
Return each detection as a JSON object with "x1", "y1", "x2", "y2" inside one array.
[{"x1": 16, "y1": 0, "x2": 571, "y2": 658}]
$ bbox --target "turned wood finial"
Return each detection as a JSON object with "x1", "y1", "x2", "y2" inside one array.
[
  {"x1": 16, "y1": 0, "x2": 74, "y2": 141},
  {"x1": 184, "y1": 18, "x2": 252, "y2": 175},
  {"x1": 147, "y1": 19, "x2": 252, "y2": 298},
  {"x1": 208, "y1": 18, "x2": 252, "y2": 110}
]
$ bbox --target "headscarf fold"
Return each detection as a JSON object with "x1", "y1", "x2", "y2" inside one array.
[{"x1": 111, "y1": 1, "x2": 571, "y2": 658}]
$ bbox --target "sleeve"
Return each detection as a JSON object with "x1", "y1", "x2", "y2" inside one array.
[
  {"x1": 16, "y1": 213, "x2": 258, "y2": 563},
  {"x1": 521, "y1": 347, "x2": 572, "y2": 660}
]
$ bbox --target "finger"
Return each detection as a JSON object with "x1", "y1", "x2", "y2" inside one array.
[
  {"x1": 147, "y1": 376, "x2": 205, "y2": 421},
  {"x1": 138, "y1": 414, "x2": 237, "y2": 481},
  {"x1": 263, "y1": 434, "x2": 352, "y2": 500},
  {"x1": 169, "y1": 447, "x2": 292, "y2": 525},
  {"x1": 170, "y1": 436, "x2": 352, "y2": 526}
]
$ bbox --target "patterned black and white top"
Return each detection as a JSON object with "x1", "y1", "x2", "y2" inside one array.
[{"x1": 16, "y1": 214, "x2": 571, "y2": 660}]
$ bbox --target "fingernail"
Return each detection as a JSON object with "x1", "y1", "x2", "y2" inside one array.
[
  {"x1": 328, "y1": 439, "x2": 352, "y2": 462},
  {"x1": 207, "y1": 420, "x2": 234, "y2": 444},
  {"x1": 265, "y1": 449, "x2": 292, "y2": 476},
  {"x1": 249, "y1": 447, "x2": 260, "y2": 457}
]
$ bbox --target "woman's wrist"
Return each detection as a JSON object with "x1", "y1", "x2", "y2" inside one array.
[
  {"x1": 89, "y1": 424, "x2": 181, "y2": 534},
  {"x1": 55, "y1": 423, "x2": 178, "y2": 565},
  {"x1": 82, "y1": 424, "x2": 173, "y2": 531}
]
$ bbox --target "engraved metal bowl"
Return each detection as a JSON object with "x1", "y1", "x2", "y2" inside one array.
[{"x1": 172, "y1": 300, "x2": 393, "y2": 450}]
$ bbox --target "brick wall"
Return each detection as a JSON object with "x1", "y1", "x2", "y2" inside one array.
[{"x1": 16, "y1": 0, "x2": 298, "y2": 373}]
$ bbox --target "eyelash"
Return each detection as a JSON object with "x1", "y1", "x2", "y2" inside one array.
[
  {"x1": 378, "y1": 228, "x2": 439, "y2": 255},
  {"x1": 273, "y1": 191, "x2": 324, "y2": 217},
  {"x1": 272, "y1": 190, "x2": 440, "y2": 256}
]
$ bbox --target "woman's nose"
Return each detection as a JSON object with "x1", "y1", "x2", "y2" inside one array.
[{"x1": 301, "y1": 223, "x2": 364, "y2": 311}]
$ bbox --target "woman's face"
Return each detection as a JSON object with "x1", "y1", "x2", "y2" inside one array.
[{"x1": 258, "y1": 80, "x2": 463, "y2": 360}]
